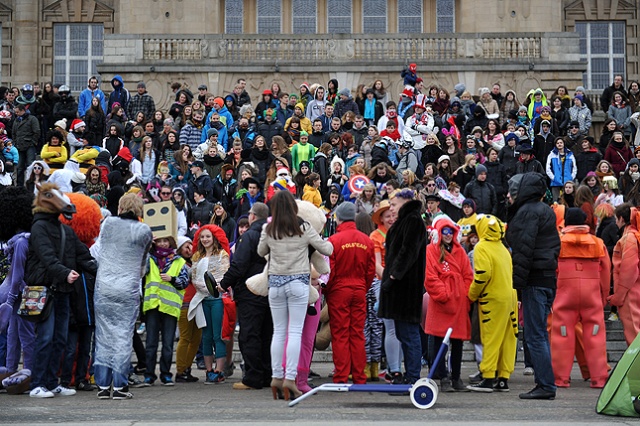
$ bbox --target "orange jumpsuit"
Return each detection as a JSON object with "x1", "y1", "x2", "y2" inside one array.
[
  {"x1": 552, "y1": 225, "x2": 610, "y2": 388},
  {"x1": 611, "y1": 208, "x2": 640, "y2": 346}
]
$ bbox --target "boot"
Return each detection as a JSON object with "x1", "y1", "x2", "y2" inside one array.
[
  {"x1": 283, "y1": 378, "x2": 302, "y2": 400},
  {"x1": 370, "y1": 362, "x2": 380, "y2": 382},
  {"x1": 296, "y1": 370, "x2": 313, "y2": 394},
  {"x1": 364, "y1": 362, "x2": 371, "y2": 381}
]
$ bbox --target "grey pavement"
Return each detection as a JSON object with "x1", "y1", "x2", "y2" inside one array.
[{"x1": 0, "y1": 362, "x2": 636, "y2": 424}]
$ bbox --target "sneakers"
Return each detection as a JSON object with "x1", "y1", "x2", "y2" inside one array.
[
  {"x1": 308, "y1": 369, "x2": 320, "y2": 379},
  {"x1": 196, "y1": 359, "x2": 206, "y2": 370},
  {"x1": 30, "y1": 386, "x2": 54, "y2": 398},
  {"x1": 523, "y1": 367, "x2": 534, "y2": 376},
  {"x1": 468, "y1": 370, "x2": 483, "y2": 384},
  {"x1": 467, "y1": 378, "x2": 494, "y2": 393},
  {"x1": 112, "y1": 387, "x2": 134, "y2": 400},
  {"x1": 140, "y1": 377, "x2": 154, "y2": 387},
  {"x1": 52, "y1": 385, "x2": 76, "y2": 396},
  {"x1": 494, "y1": 378, "x2": 510, "y2": 392},
  {"x1": 128, "y1": 373, "x2": 145, "y2": 388},
  {"x1": 391, "y1": 372, "x2": 404, "y2": 385},
  {"x1": 76, "y1": 380, "x2": 95, "y2": 391},
  {"x1": 136, "y1": 323, "x2": 146, "y2": 335},
  {"x1": 97, "y1": 387, "x2": 111, "y2": 399},
  {"x1": 440, "y1": 377, "x2": 454, "y2": 393},
  {"x1": 175, "y1": 369, "x2": 199, "y2": 383},
  {"x1": 452, "y1": 378, "x2": 470, "y2": 392},
  {"x1": 133, "y1": 365, "x2": 146, "y2": 375},
  {"x1": 608, "y1": 312, "x2": 619, "y2": 321},
  {"x1": 160, "y1": 375, "x2": 174, "y2": 386},
  {"x1": 223, "y1": 363, "x2": 235, "y2": 379},
  {"x1": 519, "y1": 385, "x2": 555, "y2": 400},
  {"x1": 204, "y1": 370, "x2": 225, "y2": 385}
]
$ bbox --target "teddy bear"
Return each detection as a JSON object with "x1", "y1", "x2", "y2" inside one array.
[{"x1": 246, "y1": 199, "x2": 330, "y2": 301}]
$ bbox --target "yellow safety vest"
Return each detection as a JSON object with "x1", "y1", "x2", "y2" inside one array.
[{"x1": 143, "y1": 257, "x2": 186, "y2": 319}]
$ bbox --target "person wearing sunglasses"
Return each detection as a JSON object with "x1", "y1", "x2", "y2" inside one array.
[{"x1": 425, "y1": 217, "x2": 474, "y2": 392}]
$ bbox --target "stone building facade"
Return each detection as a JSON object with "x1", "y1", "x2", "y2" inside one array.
[{"x1": 0, "y1": 0, "x2": 637, "y2": 118}]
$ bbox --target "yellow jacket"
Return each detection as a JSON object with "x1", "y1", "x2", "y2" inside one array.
[
  {"x1": 302, "y1": 184, "x2": 322, "y2": 207},
  {"x1": 40, "y1": 144, "x2": 68, "y2": 166}
]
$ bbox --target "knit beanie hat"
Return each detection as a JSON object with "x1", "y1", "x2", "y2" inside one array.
[
  {"x1": 335, "y1": 202, "x2": 356, "y2": 222},
  {"x1": 338, "y1": 88, "x2": 351, "y2": 98},
  {"x1": 475, "y1": 164, "x2": 487, "y2": 177},
  {"x1": 564, "y1": 207, "x2": 587, "y2": 226},
  {"x1": 207, "y1": 128, "x2": 219, "y2": 138},
  {"x1": 462, "y1": 198, "x2": 476, "y2": 212}
]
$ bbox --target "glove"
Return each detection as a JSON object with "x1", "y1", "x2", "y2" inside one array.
[
  {"x1": 607, "y1": 292, "x2": 626, "y2": 307},
  {"x1": 411, "y1": 123, "x2": 418, "y2": 131}
]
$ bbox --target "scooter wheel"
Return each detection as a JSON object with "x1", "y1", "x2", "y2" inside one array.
[{"x1": 410, "y1": 378, "x2": 438, "y2": 409}]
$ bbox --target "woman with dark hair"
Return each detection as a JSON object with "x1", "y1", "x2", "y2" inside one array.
[
  {"x1": 170, "y1": 144, "x2": 194, "y2": 185},
  {"x1": 627, "y1": 80, "x2": 640, "y2": 112},
  {"x1": 257, "y1": 190, "x2": 333, "y2": 400},
  {"x1": 607, "y1": 91, "x2": 633, "y2": 138},
  {"x1": 152, "y1": 110, "x2": 165, "y2": 134},
  {"x1": 160, "y1": 130, "x2": 180, "y2": 163},
  {"x1": 40, "y1": 130, "x2": 68, "y2": 170},
  {"x1": 368, "y1": 162, "x2": 396, "y2": 194},
  {"x1": 326, "y1": 79, "x2": 339, "y2": 106},
  {"x1": 551, "y1": 85, "x2": 572, "y2": 109},
  {"x1": 483, "y1": 119, "x2": 504, "y2": 151},
  {"x1": 85, "y1": 97, "x2": 106, "y2": 146},
  {"x1": 550, "y1": 95, "x2": 570, "y2": 136},
  {"x1": 599, "y1": 118, "x2": 619, "y2": 154},
  {"x1": 25, "y1": 160, "x2": 50, "y2": 194}
]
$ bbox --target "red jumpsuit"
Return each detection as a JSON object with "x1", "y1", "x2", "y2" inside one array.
[
  {"x1": 611, "y1": 208, "x2": 640, "y2": 346},
  {"x1": 551, "y1": 225, "x2": 610, "y2": 388},
  {"x1": 326, "y1": 221, "x2": 376, "y2": 384}
]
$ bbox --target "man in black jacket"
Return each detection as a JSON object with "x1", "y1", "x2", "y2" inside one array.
[
  {"x1": 505, "y1": 173, "x2": 560, "y2": 400},
  {"x1": 27, "y1": 186, "x2": 97, "y2": 398},
  {"x1": 463, "y1": 164, "x2": 497, "y2": 215},
  {"x1": 220, "y1": 202, "x2": 272, "y2": 390}
]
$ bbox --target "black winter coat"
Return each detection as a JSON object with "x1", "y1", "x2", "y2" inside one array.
[
  {"x1": 463, "y1": 179, "x2": 497, "y2": 215},
  {"x1": 190, "y1": 199, "x2": 214, "y2": 228},
  {"x1": 484, "y1": 161, "x2": 508, "y2": 196},
  {"x1": 257, "y1": 119, "x2": 283, "y2": 143},
  {"x1": 220, "y1": 218, "x2": 268, "y2": 304},
  {"x1": 505, "y1": 173, "x2": 560, "y2": 290},
  {"x1": 498, "y1": 145, "x2": 519, "y2": 178},
  {"x1": 378, "y1": 200, "x2": 427, "y2": 324},
  {"x1": 575, "y1": 149, "x2": 603, "y2": 182},
  {"x1": 26, "y1": 212, "x2": 97, "y2": 292},
  {"x1": 598, "y1": 218, "x2": 620, "y2": 259},
  {"x1": 52, "y1": 96, "x2": 78, "y2": 125}
]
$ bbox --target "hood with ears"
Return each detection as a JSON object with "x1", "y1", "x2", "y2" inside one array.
[
  {"x1": 429, "y1": 214, "x2": 461, "y2": 246},
  {"x1": 475, "y1": 214, "x2": 505, "y2": 242}
]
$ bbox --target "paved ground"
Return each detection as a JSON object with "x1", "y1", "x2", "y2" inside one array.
[{"x1": 0, "y1": 362, "x2": 635, "y2": 425}]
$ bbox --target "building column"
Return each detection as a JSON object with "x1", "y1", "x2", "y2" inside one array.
[{"x1": 13, "y1": 0, "x2": 39, "y2": 84}]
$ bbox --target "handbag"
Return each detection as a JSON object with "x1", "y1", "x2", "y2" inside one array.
[{"x1": 18, "y1": 225, "x2": 66, "y2": 322}]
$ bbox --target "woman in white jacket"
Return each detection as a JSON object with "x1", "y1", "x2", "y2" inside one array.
[{"x1": 258, "y1": 190, "x2": 333, "y2": 400}]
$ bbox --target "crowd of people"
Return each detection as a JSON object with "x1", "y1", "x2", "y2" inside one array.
[{"x1": 0, "y1": 66, "x2": 639, "y2": 402}]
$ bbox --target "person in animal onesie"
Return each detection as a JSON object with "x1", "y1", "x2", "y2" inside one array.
[
  {"x1": 467, "y1": 214, "x2": 518, "y2": 392},
  {"x1": 0, "y1": 186, "x2": 35, "y2": 394}
]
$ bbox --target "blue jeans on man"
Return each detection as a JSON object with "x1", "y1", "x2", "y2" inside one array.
[
  {"x1": 31, "y1": 292, "x2": 71, "y2": 390},
  {"x1": 394, "y1": 320, "x2": 422, "y2": 383},
  {"x1": 521, "y1": 286, "x2": 556, "y2": 393}
]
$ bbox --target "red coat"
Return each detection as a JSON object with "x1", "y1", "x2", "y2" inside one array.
[
  {"x1": 327, "y1": 221, "x2": 376, "y2": 292},
  {"x1": 424, "y1": 217, "x2": 474, "y2": 340}
]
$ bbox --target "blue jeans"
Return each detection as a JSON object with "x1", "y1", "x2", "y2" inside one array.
[
  {"x1": 394, "y1": 320, "x2": 422, "y2": 383},
  {"x1": 144, "y1": 308, "x2": 177, "y2": 381},
  {"x1": 521, "y1": 286, "x2": 556, "y2": 393},
  {"x1": 31, "y1": 292, "x2": 71, "y2": 390},
  {"x1": 94, "y1": 364, "x2": 127, "y2": 389},
  {"x1": 202, "y1": 298, "x2": 225, "y2": 358},
  {"x1": 17, "y1": 146, "x2": 36, "y2": 186}
]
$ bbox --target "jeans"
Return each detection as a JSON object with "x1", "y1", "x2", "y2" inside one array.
[
  {"x1": 383, "y1": 319, "x2": 403, "y2": 373},
  {"x1": 202, "y1": 298, "x2": 225, "y2": 358},
  {"x1": 60, "y1": 325, "x2": 93, "y2": 387},
  {"x1": 269, "y1": 279, "x2": 308, "y2": 380},
  {"x1": 144, "y1": 308, "x2": 177, "y2": 381},
  {"x1": 94, "y1": 364, "x2": 128, "y2": 389},
  {"x1": 394, "y1": 320, "x2": 422, "y2": 383},
  {"x1": 17, "y1": 146, "x2": 36, "y2": 186},
  {"x1": 521, "y1": 286, "x2": 557, "y2": 393},
  {"x1": 6, "y1": 314, "x2": 36, "y2": 372},
  {"x1": 0, "y1": 332, "x2": 6, "y2": 367},
  {"x1": 32, "y1": 292, "x2": 71, "y2": 390}
]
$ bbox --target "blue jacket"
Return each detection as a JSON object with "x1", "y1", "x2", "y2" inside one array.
[
  {"x1": 200, "y1": 121, "x2": 229, "y2": 151},
  {"x1": 3, "y1": 145, "x2": 19, "y2": 163},
  {"x1": 545, "y1": 148, "x2": 577, "y2": 188},
  {"x1": 206, "y1": 107, "x2": 234, "y2": 131},
  {"x1": 107, "y1": 75, "x2": 130, "y2": 114},
  {"x1": 78, "y1": 87, "x2": 107, "y2": 118}
]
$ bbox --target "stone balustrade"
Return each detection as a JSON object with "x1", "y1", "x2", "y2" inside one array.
[{"x1": 135, "y1": 33, "x2": 552, "y2": 64}]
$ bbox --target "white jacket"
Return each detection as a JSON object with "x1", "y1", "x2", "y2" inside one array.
[{"x1": 404, "y1": 112, "x2": 438, "y2": 150}]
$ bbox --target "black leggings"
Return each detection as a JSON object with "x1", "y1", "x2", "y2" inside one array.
[
  {"x1": 428, "y1": 335, "x2": 463, "y2": 381},
  {"x1": 133, "y1": 333, "x2": 146, "y2": 369}
]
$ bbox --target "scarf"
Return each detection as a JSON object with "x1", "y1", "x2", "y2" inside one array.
[
  {"x1": 151, "y1": 245, "x2": 176, "y2": 271},
  {"x1": 614, "y1": 99, "x2": 626, "y2": 109}
]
